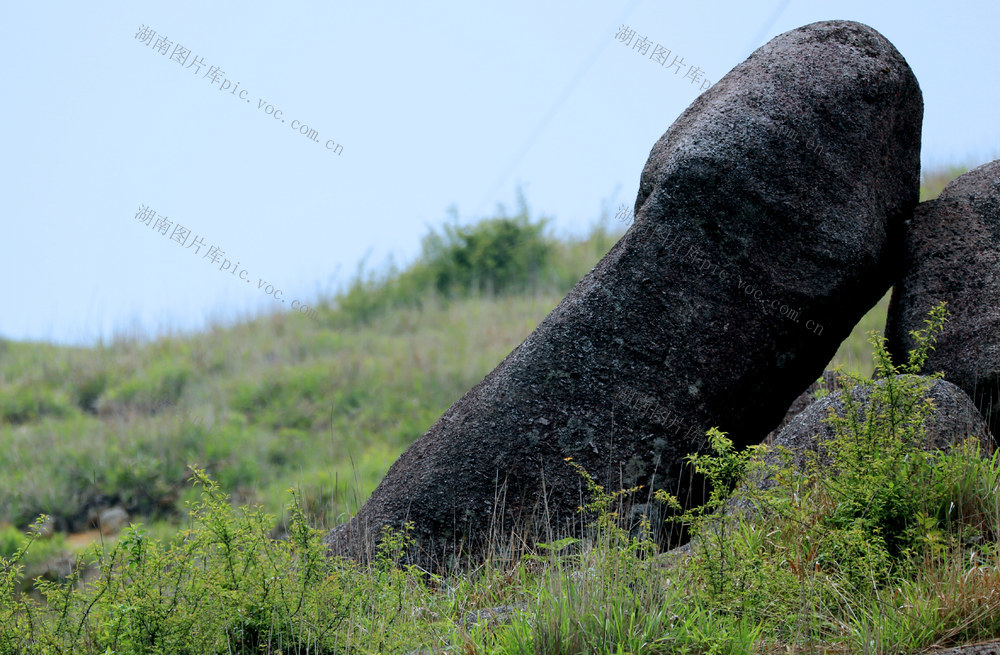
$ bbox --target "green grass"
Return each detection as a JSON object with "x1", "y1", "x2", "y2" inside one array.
[
  {"x1": 0, "y1": 286, "x2": 583, "y2": 534},
  {"x1": 0, "y1": 225, "x2": 883, "y2": 536},
  {"x1": 1, "y1": 168, "x2": 989, "y2": 653},
  {"x1": 0, "y1": 197, "x2": 617, "y2": 536}
]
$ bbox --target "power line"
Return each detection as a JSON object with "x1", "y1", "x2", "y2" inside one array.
[
  {"x1": 742, "y1": 0, "x2": 792, "y2": 60},
  {"x1": 474, "y1": 0, "x2": 642, "y2": 217},
  {"x1": 475, "y1": 0, "x2": 792, "y2": 218}
]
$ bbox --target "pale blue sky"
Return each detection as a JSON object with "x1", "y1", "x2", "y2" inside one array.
[{"x1": 2, "y1": 1, "x2": 997, "y2": 345}]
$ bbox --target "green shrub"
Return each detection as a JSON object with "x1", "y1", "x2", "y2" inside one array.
[
  {"x1": 96, "y1": 362, "x2": 191, "y2": 415},
  {"x1": 809, "y1": 302, "x2": 966, "y2": 581},
  {"x1": 417, "y1": 208, "x2": 550, "y2": 297},
  {"x1": 0, "y1": 383, "x2": 77, "y2": 425},
  {"x1": 657, "y1": 302, "x2": 1000, "y2": 651},
  {"x1": 336, "y1": 190, "x2": 553, "y2": 323},
  {"x1": 230, "y1": 364, "x2": 335, "y2": 431}
]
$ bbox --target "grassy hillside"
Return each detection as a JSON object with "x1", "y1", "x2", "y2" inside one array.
[
  {"x1": 0, "y1": 198, "x2": 623, "y2": 537},
  {"x1": 2, "y1": 167, "x2": 992, "y2": 654},
  {"x1": 0, "y1": 206, "x2": 891, "y2": 540},
  {"x1": 0, "y1": 170, "x2": 959, "y2": 538}
]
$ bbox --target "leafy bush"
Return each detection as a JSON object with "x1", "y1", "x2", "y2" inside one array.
[
  {"x1": 96, "y1": 362, "x2": 191, "y2": 416},
  {"x1": 417, "y1": 209, "x2": 550, "y2": 297},
  {"x1": 230, "y1": 364, "x2": 336, "y2": 431},
  {"x1": 658, "y1": 302, "x2": 1000, "y2": 651},
  {"x1": 0, "y1": 383, "x2": 77, "y2": 425},
  {"x1": 336, "y1": 191, "x2": 553, "y2": 323}
]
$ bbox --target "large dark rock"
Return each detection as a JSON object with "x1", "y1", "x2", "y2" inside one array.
[
  {"x1": 886, "y1": 161, "x2": 1000, "y2": 436},
  {"x1": 325, "y1": 20, "x2": 922, "y2": 569}
]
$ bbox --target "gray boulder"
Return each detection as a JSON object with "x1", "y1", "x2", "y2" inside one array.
[
  {"x1": 763, "y1": 370, "x2": 842, "y2": 444},
  {"x1": 886, "y1": 161, "x2": 1000, "y2": 437},
  {"x1": 326, "y1": 20, "x2": 922, "y2": 570},
  {"x1": 927, "y1": 639, "x2": 1000, "y2": 655},
  {"x1": 746, "y1": 376, "x2": 991, "y2": 498},
  {"x1": 96, "y1": 506, "x2": 129, "y2": 536}
]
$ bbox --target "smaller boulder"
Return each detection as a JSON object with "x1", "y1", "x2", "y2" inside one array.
[
  {"x1": 763, "y1": 370, "x2": 842, "y2": 444},
  {"x1": 736, "y1": 376, "x2": 993, "y2": 513},
  {"x1": 96, "y1": 507, "x2": 129, "y2": 536}
]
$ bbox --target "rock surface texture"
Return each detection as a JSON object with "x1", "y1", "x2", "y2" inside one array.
[
  {"x1": 729, "y1": 376, "x2": 992, "y2": 522},
  {"x1": 929, "y1": 640, "x2": 1000, "y2": 655},
  {"x1": 326, "y1": 20, "x2": 923, "y2": 569},
  {"x1": 886, "y1": 160, "x2": 1000, "y2": 438},
  {"x1": 763, "y1": 376, "x2": 991, "y2": 475},
  {"x1": 763, "y1": 369, "x2": 842, "y2": 443}
]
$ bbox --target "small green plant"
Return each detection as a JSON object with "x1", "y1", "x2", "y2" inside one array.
[
  {"x1": 336, "y1": 190, "x2": 553, "y2": 324},
  {"x1": 658, "y1": 430, "x2": 792, "y2": 616},
  {"x1": 816, "y1": 302, "x2": 950, "y2": 581},
  {"x1": 667, "y1": 427, "x2": 761, "y2": 519},
  {"x1": 0, "y1": 516, "x2": 54, "y2": 654},
  {"x1": 96, "y1": 362, "x2": 190, "y2": 415},
  {"x1": 564, "y1": 456, "x2": 650, "y2": 552},
  {"x1": 651, "y1": 301, "x2": 1000, "y2": 651}
]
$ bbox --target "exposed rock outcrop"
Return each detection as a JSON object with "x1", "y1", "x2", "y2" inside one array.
[
  {"x1": 326, "y1": 20, "x2": 923, "y2": 570},
  {"x1": 764, "y1": 376, "x2": 991, "y2": 475},
  {"x1": 886, "y1": 160, "x2": 1000, "y2": 437}
]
